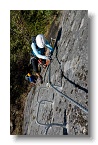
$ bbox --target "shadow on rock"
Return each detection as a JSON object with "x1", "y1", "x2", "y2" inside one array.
[
  {"x1": 63, "y1": 109, "x2": 68, "y2": 135},
  {"x1": 62, "y1": 73, "x2": 88, "y2": 93},
  {"x1": 54, "y1": 27, "x2": 62, "y2": 57},
  {"x1": 54, "y1": 27, "x2": 88, "y2": 94}
]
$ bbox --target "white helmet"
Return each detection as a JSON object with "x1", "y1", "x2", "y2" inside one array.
[{"x1": 36, "y1": 34, "x2": 45, "y2": 48}]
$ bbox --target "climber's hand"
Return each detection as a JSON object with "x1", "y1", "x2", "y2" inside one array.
[{"x1": 46, "y1": 59, "x2": 51, "y2": 66}]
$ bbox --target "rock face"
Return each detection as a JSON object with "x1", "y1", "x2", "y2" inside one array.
[{"x1": 23, "y1": 10, "x2": 88, "y2": 135}]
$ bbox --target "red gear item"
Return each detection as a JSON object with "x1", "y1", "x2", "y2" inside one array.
[{"x1": 38, "y1": 58, "x2": 42, "y2": 65}]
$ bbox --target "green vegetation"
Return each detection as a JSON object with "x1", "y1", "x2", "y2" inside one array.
[{"x1": 10, "y1": 10, "x2": 60, "y2": 134}]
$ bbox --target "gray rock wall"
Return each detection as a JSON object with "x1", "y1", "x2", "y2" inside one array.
[{"x1": 23, "y1": 10, "x2": 88, "y2": 136}]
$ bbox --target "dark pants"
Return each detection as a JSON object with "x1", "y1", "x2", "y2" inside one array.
[{"x1": 31, "y1": 57, "x2": 46, "y2": 73}]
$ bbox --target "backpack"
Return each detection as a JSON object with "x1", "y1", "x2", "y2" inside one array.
[
  {"x1": 31, "y1": 36, "x2": 38, "y2": 56},
  {"x1": 32, "y1": 36, "x2": 36, "y2": 43}
]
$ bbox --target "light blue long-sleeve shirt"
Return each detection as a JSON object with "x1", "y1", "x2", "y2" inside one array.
[{"x1": 31, "y1": 39, "x2": 54, "y2": 60}]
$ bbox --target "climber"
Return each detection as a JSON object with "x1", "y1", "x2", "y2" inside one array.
[{"x1": 30, "y1": 34, "x2": 54, "y2": 83}]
